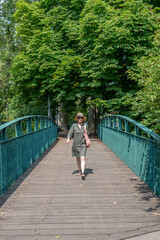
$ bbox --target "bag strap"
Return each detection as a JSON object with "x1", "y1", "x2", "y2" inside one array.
[{"x1": 84, "y1": 123, "x2": 87, "y2": 131}]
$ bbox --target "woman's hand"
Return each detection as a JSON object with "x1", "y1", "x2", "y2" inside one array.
[{"x1": 66, "y1": 138, "x2": 70, "y2": 144}]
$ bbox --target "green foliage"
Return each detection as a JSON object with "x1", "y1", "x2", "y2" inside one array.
[
  {"x1": 0, "y1": 0, "x2": 159, "y2": 132},
  {"x1": 0, "y1": 0, "x2": 17, "y2": 121},
  {"x1": 11, "y1": 29, "x2": 60, "y2": 102},
  {"x1": 11, "y1": 0, "x2": 88, "y2": 113},
  {"x1": 13, "y1": 0, "x2": 45, "y2": 44},
  {"x1": 143, "y1": 0, "x2": 160, "y2": 8},
  {"x1": 40, "y1": 0, "x2": 87, "y2": 17},
  {"x1": 80, "y1": 0, "x2": 157, "y2": 86},
  {"x1": 87, "y1": 91, "x2": 135, "y2": 117},
  {"x1": 80, "y1": 0, "x2": 158, "y2": 118},
  {"x1": 4, "y1": 96, "x2": 49, "y2": 120},
  {"x1": 130, "y1": 30, "x2": 160, "y2": 132}
]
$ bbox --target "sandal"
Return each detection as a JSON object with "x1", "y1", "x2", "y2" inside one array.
[
  {"x1": 81, "y1": 173, "x2": 85, "y2": 179},
  {"x1": 77, "y1": 170, "x2": 81, "y2": 176}
]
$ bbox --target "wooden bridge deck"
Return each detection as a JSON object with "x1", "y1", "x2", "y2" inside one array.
[{"x1": 0, "y1": 135, "x2": 160, "y2": 240}]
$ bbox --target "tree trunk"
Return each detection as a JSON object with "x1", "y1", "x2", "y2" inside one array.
[
  {"x1": 57, "y1": 102, "x2": 68, "y2": 131},
  {"x1": 6, "y1": 103, "x2": 9, "y2": 121},
  {"x1": 88, "y1": 106, "x2": 100, "y2": 134},
  {"x1": 88, "y1": 106, "x2": 95, "y2": 131},
  {"x1": 48, "y1": 95, "x2": 51, "y2": 118}
]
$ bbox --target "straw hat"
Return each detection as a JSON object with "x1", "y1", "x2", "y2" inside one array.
[{"x1": 74, "y1": 113, "x2": 87, "y2": 122}]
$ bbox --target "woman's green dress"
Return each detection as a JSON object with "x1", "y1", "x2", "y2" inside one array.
[{"x1": 67, "y1": 123, "x2": 88, "y2": 157}]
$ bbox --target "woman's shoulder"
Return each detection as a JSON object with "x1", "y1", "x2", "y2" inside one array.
[{"x1": 71, "y1": 123, "x2": 77, "y2": 128}]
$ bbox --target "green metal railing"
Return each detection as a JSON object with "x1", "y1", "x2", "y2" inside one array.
[
  {"x1": 0, "y1": 115, "x2": 58, "y2": 196},
  {"x1": 98, "y1": 115, "x2": 160, "y2": 197}
]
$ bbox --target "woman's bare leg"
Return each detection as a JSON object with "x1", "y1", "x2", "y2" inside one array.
[
  {"x1": 76, "y1": 157, "x2": 81, "y2": 170},
  {"x1": 80, "y1": 156, "x2": 86, "y2": 174}
]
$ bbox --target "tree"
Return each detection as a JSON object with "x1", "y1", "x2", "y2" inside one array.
[
  {"x1": 10, "y1": 0, "x2": 160, "y2": 131},
  {"x1": 11, "y1": 0, "x2": 87, "y2": 116},
  {"x1": 0, "y1": 0, "x2": 17, "y2": 121},
  {"x1": 80, "y1": 0, "x2": 159, "y2": 115},
  {"x1": 11, "y1": 1, "x2": 60, "y2": 110},
  {"x1": 130, "y1": 30, "x2": 160, "y2": 132}
]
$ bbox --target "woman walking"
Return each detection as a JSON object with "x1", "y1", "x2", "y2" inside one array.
[{"x1": 66, "y1": 113, "x2": 88, "y2": 179}]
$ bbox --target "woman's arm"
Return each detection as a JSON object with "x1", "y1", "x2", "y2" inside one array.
[
  {"x1": 66, "y1": 124, "x2": 74, "y2": 144},
  {"x1": 84, "y1": 123, "x2": 89, "y2": 134}
]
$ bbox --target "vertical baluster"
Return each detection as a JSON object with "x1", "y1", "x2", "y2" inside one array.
[
  {"x1": 20, "y1": 121, "x2": 22, "y2": 136},
  {"x1": 38, "y1": 118, "x2": 40, "y2": 130},
  {"x1": 34, "y1": 118, "x2": 36, "y2": 131},
  {"x1": 40, "y1": 118, "x2": 44, "y2": 129},
  {"x1": 135, "y1": 126, "x2": 140, "y2": 136},
  {"x1": 118, "y1": 118, "x2": 122, "y2": 130},
  {"x1": 113, "y1": 118, "x2": 116, "y2": 129},
  {"x1": 34, "y1": 117, "x2": 39, "y2": 131},
  {"x1": 105, "y1": 117, "x2": 108, "y2": 127},
  {"x1": 45, "y1": 118, "x2": 48, "y2": 128},
  {"x1": 27, "y1": 118, "x2": 32, "y2": 133},
  {"x1": 109, "y1": 117, "x2": 112, "y2": 128},
  {"x1": 16, "y1": 121, "x2": 22, "y2": 137},
  {"x1": 125, "y1": 120, "x2": 130, "y2": 133}
]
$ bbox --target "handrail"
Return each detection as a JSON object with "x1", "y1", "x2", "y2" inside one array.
[
  {"x1": 98, "y1": 114, "x2": 160, "y2": 197},
  {"x1": 0, "y1": 115, "x2": 58, "y2": 196},
  {"x1": 0, "y1": 115, "x2": 55, "y2": 142},
  {"x1": 100, "y1": 115, "x2": 160, "y2": 144}
]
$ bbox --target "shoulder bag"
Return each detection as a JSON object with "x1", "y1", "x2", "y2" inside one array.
[{"x1": 84, "y1": 124, "x2": 91, "y2": 148}]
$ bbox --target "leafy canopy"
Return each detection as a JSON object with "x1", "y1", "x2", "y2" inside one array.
[{"x1": 1, "y1": 0, "x2": 159, "y2": 131}]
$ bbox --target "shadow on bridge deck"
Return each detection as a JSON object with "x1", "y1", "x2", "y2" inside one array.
[{"x1": 0, "y1": 134, "x2": 160, "y2": 240}]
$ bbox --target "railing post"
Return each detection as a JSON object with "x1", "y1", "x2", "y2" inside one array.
[
  {"x1": 45, "y1": 118, "x2": 48, "y2": 128},
  {"x1": 118, "y1": 118, "x2": 122, "y2": 131},
  {"x1": 16, "y1": 121, "x2": 22, "y2": 137},
  {"x1": 34, "y1": 117, "x2": 39, "y2": 131},
  {"x1": 109, "y1": 117, "x2": 112, "y2": 128},
  {"x1": 105, "y1": 117, "x2": 108, "y2": 127},
  {"x1": 135, "y1": 126, "x2": 140, "y2": 136},
  {"x1": 113, "y1": 118, "x2": 116, "y2": 129},
  {"x1": 40, "y1": 118, "x2": 44, "y2": 129},
  {"x1": 27, "y1": 118, "x2": 32, "y2": 133},
  {"x1": 125, "y1": 120, "x2": 130, "y2": 133},
  {"x1": 0, "y1": 129, "x2": 7, "y2": 141}
]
